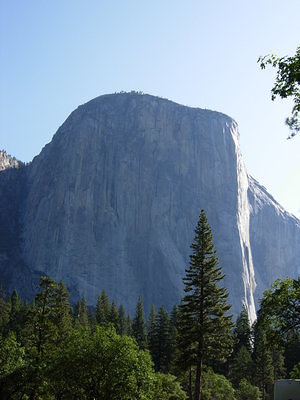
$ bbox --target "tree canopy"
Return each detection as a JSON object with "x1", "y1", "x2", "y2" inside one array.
[
  {"x1": 0, "y1": 268, "x2": 298, "y2": 399},
  {"x1": 258, "y1": 45, "x2": 300, "y2": 138},
  {"x1": 257, "y1": 277, "x2": 300, "y2": 345}
]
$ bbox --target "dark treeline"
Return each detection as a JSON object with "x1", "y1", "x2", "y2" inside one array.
[
  {"x1": 0, "y1": 278, "x2": 186, "y2": 400},
  {"x1": 0, "y1": 210, "x2": 299, "y2": 400},
  {"x1": 0, "y1": 276, "x2": 299, "y2": 400}
]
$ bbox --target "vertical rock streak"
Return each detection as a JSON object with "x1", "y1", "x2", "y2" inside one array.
[{"x1": 231, "y1": 124, "x2": 256, "y2": 323}]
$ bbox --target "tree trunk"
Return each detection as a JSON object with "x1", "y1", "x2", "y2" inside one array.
[
  {"x1": 194, "y1": 357, "x2": 203, "y2": 400},
  {"x1": 189, "y1": 367, "x2": 193, "y2": 400}
]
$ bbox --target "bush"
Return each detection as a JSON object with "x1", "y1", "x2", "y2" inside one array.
[
  {"x1": 201, "y1": 368, "x2": 235, "y2": 400},
  {"x1": 235, "y1": 378, "x2": 261, "y2": 400}
]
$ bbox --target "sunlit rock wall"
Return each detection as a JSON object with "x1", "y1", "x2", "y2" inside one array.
[{"x1": 1, "y1": 93, "x2": 299, "y2": 320}]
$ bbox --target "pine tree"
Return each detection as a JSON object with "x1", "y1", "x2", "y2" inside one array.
[
  {"x1": 95, "y1": 293, "x2": 103, "y2": 324},
  {"x1": 229, "y1": 345, "x2": 254, "y2": 387},
  {"x1": 24, "y1": 276, "x2": 59, "y2": 399},
  {"x1": 79, "y1": 297, "x2": 89, "y2": 327},
  {"x1": 110, "y1": 301, "x2": 119, "y2": 331},
  {"x1": 132, "y1": 296, "x2": 147, "y2": 349},
  {"x1": 88, "y1": 308, "x2": 96, "y2": 331},
  {"x1": 272, "y1": 348, "x2": 286, "y2": 381},
  {"x1": 169, "y1": 305, "x2": 179, "y2": 368},
  {"x1": 51, "y1": 281, "x2": 72, "y2": 345},
  {"x1": 254, "y1": 328, "x2": 274, "y2": 400},
  {"x1": 74, "y1": 297, "x2": 89, "y2": 328},
  {"x1": 228, "y1": 304, "x2": 254, "y2": 386},
  {"x1": 118, "y1": 304, "x2": 127, "y2": 335},
  {"x1": 126, "y1": 314, "x2": 133, "y2": 336},
  {"x1": 234, "y1": 304, "x2": 252, "y2": 353},
  {"x1": 9, "y1": 289, "x2": 21, "y2": 333},
  {"x1": 177, "y1": 210, "x2": 233, "y2": 400},
  {"x1": 147, "y1": 303, "x2": 157, "y2": 358},
  {"x1": 0, "y1": 287, "x2": 10, "y2": 335},
  {"x1": 152, "y1": 306, "x2": 171, "y2": 373},
  {"x1": 95, "y1": 290, "x2": 111, "y2": 325},
  {"x1": 8, "y1": 290, "x2": 23, "y2": 339}
]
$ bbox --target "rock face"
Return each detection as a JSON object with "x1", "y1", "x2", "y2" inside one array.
[
  {"x1": 0, "y1": 151, "x2": 30, "y2": 293},
  {"x1": 0, "y1": 150, "x2": 22, "y2": 171},
  {"x1": 248, "y1": 177, "x2": 300, "y2": 303},
  {"x1": 0, "y1": 93, "x2": 299, "y2": 320}
]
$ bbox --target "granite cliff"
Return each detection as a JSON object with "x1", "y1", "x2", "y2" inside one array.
[{"x1": 1, "y1": 93, "x2": 299, "y2": 320}]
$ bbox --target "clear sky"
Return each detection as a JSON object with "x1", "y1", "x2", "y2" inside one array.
[{"x1": 1, "y1": 0, "x2": 299, "y2": 217}]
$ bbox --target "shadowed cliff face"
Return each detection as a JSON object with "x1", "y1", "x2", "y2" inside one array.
[
  {"x1": 1, "y1": 93, "x2": 299, "y2": 319},
  {"x1": 248, "y1": 177, "x2": 300, "y2": 302}
]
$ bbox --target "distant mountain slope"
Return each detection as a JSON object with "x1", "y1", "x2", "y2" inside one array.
[
  {"x1": 248, "y1": 176, "x2": 300, "y2": 302},
  {"x1": 0, "y1": 93, "x2": 299, "y2": 320}
]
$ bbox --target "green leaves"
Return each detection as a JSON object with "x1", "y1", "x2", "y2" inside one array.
[
  {"x1": 258, "y1": 46, "x2": 300, "y2": 138},
  {"x1": 235, "y1": 378, "x2": 261, "y2": 400},
  {"x1": 51, "y1": 326, "x2": 155, "y2": 400},
  {"x1": 201, "y1": 368, "x2": 235, "y2": 400},
  {"x1": 0, "y1": 332, "x2": 24, "y2": 379},
  {"x1": 153, "y1": 373, "x2": 187, "y2": 400},
  {"x1": 258, "y1": 277, "x2": 300, "y2": 345}
]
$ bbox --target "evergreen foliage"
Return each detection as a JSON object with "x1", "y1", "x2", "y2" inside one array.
[
  {"x1": 118, "y1": 304, "x2": 127, "y2": 335},
  {"x1": 0, "y1": 270, "x2": 297, "y2": 399},
  {"x1": 271, "y1": 348, "x2": 286, "y2": 382},
  {"x1": 110, "y1": 301, "x2": 119, "y2": 331},
  {"x1": 0, "y1": 288, "x2": 10, "y2": 335},
  {"x1": 96, "y1": 290, "x2": 111, "y2": 325},
  {"x1": 177, "y1": 210, "x2": 233, "y2": 400},
  {"x1": 229, "y1": 345, "x2": 253, "y2": 387},
  {"x1": 254, "y1": 328, "x2": 274, "y2": 400},
  {"x1": 152, "y1": 306, "x2": 172, "y2": 373},
  {"x1": 8, "y1": 290, "x2": 21, "y2": 332},
  {"x1": 148, "y1": 303, "x2": 157, "y2": 358},
  {"x1": 235, "y1": 378, "x2": 261, "y2": 400},
  {"x1": 290, "y1": 362, "x2": 300, "y2": 379},
  {"x1": 234, "y1": 304, "x2": 252, "y2": 353},
  {"x1": 132, "y1": 296, "x2": 147, "y2": 349},
  {"x1": 75, "y1": 297, "x2": 89, "y2": 328},
  {"x1": 0, "y1": 276, "x2": 187, "y2": 399},
  {"x1": 284, "y1": 339, "x2": 300, "y2": 376},
  {"x1": 126, "y1": 314, "x2": 133, "y2": 336},
  {"x1": 0, "y1": 332, "x2": 24, "y2": 382}
]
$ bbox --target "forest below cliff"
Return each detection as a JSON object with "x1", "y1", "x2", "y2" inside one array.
[
  {"x1": 0, "y1": 275, "x2": 299, "y2": 400},
  {"x1": 0, "y1": 212, "x2": 299, "y2": 400}
]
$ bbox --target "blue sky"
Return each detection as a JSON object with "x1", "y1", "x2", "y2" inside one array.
[{"x1": 1, "y1": 0, "x2": 299, "y2": 217}]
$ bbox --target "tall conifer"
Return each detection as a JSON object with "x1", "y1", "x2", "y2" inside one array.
[
  {"x1": 234, "y1": 304, "x2": 252, "y2": 353},
  {"x1": 153, "y1": 306, "x2": 171, "y2": 373},
  {"x1": 177, "y1": 210, "x2": 233, "y2": 400},
  {"x1": 96, "y1": 290, "x2": 111, "y2": 325},
  {"x1": 110, "y1": 301, "x2": 119, "y2": 331},
  {"x1": 132, "y1": 296, "x2": 147, "y2": 349},
  {"x1": 118, "y1": 304, "x2": 127, "y2": 335},
  {"x1": 8, "y1": 289, "x2": 22, "y2": 335},
  {"x1": 147, "y1": 304, "x2": 157, "y2": 358},
  {"x1": 254, "y1": 328, "x2": 274, "y2": 400}
]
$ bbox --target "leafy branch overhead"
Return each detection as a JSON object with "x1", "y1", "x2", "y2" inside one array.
[{"x1": 258, "y1": 45, "x2": 300, "y2": 138}]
